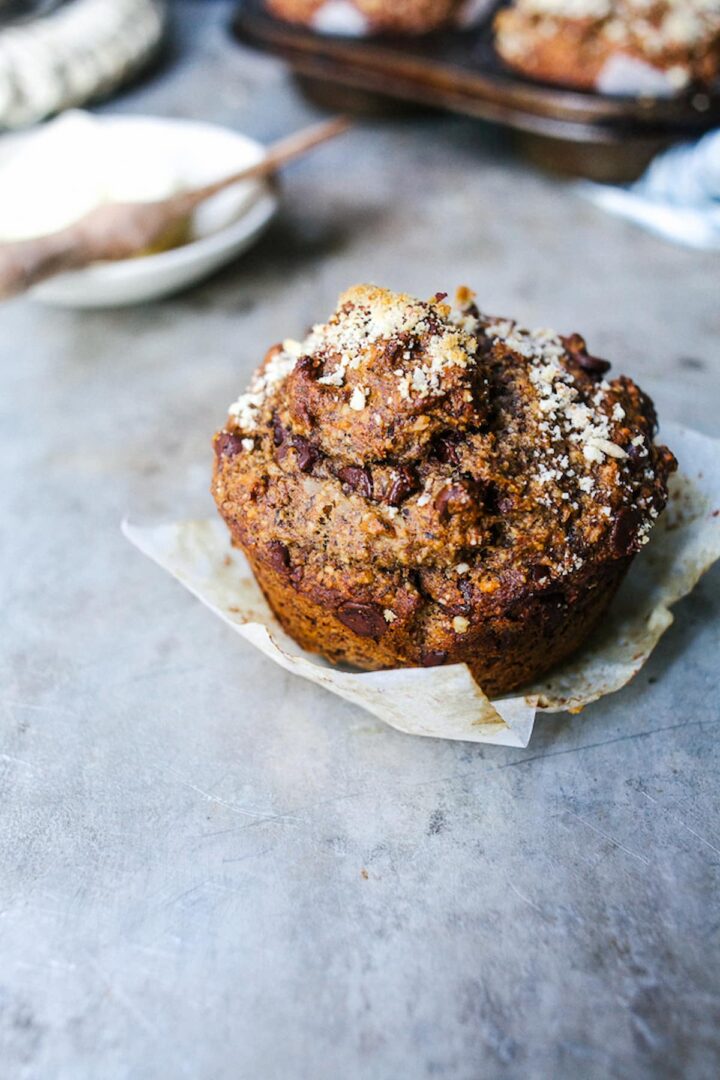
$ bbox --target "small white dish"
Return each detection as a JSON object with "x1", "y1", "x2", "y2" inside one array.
[{"x1": 0, "y1": 114, "x2": 277, "y2": 308}]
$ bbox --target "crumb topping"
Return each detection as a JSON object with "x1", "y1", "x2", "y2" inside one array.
[
  {"x1": 308, "y1": 284, "x2": 477, "y2": 400},
  {"x1": 481, "y1": 318, "x2": 626, "y2": 467},
  {"x1": 227, "y1": 344, "x2": 297, "y2": 432}
]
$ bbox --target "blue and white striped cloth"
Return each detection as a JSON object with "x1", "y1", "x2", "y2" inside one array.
[{"x1": 580, "y1": 129, "x2": 720, "y2": 251}]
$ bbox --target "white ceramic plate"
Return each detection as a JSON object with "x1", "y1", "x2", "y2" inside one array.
[{"x1": 0, "y1": 115, "x2": 277, "y2": 307}]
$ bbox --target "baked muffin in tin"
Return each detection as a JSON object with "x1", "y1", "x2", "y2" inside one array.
[
  {"x1": 494, "y1": 0, "x2": 720, "y2": 95},
  {"x1": 213, "y1": 285, "x2": 675, "y2": 696},
  {"x1": 265, "y1": 0, "x2": 492, "y2": 35}
]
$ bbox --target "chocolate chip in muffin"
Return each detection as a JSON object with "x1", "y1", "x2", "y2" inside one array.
[
  {"x1": 431, "y1": 431, "x2": 461, "y2": 466},
  {"x1": 336, "y1": 464, "x2": 373, "y2": 499},
  {"x1": 386, "y1": 466, "x2": 417, "y2": 507},
  {"x1": 215, "y1": 431, "x2": 246, "y2": 459},
  {"x1": 337, "y1": 602, "x2": 388, "y2": 640},
  {"x1": 561, "y1": 333, "x2": 611, "y2": 378},
  {"x1": 267, "y1": 540, "x2": 291, "y2": 574},
  {"x1": 421, "y1": 649, "x2": 448, "y2": 667},
  {"x1": 292, "y1": 436, "x2": 319, "y2": 473},
  {"x1": 611, "y1": 507, "x2": 643, "y2": 557},
  {"x1": 272, "y1": 415, "x2": 286, "y2": 447},
  {"x1": 434, "y1": 482, "x2": 474, "y2": 520},
  {"x1": 529, "y1": 562, "x2": 551, "y2": 584},
  {"x1": 296, "y1": 354, "x2": 323, "y2": 380}
]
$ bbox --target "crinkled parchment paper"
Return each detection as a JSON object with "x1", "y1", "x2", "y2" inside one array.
[{"x1": 123, "y1": 424, "x2": 720, "y2": 747}]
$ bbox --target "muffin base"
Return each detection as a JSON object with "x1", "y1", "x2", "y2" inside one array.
[{"x1": 239, "y1": 539, "x2": 632, "y2": 698}]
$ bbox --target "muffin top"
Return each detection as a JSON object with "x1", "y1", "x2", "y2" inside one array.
[
  {"x1": 213, "y1": 285, "x2": 675, "y2": 630},
  {"x1": 496, "y1": 0, "x2": 720, "y2": 75},
  {"x1": 266, "y1": 0, "x2": 486, "y2": 35}
]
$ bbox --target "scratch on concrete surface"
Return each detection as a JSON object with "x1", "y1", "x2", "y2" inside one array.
[
  {"x1": 675, "y1": 822, "x2": 720, "y2": 858},
  {"x1": 130, "y1": 944, "x2": 179, "y2": 960},
  {"x1": 497, "y1": 714, "x2": 720, "y2": 770},
  {"x1": 508, "y1": 881, "x2": 546, "y2": 917},
  {"x1": 14, "y1": 957, "x2": 78, "y2": 974},
  {"x1": 163, "y1": 765, "x2": 301, "y2": 823},
  {"x1": 87, "y1": 958, "x2": 207, "y2": 1078},
  {"x1": 285, "y1": 787, "x2": 371, "y2": 818},
  {"x1": 159, "y1": 876, "x2": 254, "y2": 911},
  {"x1": 564, "y1": 809, "x2": 651, "y2": 866},
  {"x1": 102, "y1": 664, "x2": 201, "y2": 689},
  {"x1": 222, "y1": 846, "x2": 274, "y2": 863},
  {"x1": 2, "y1": 700, "x2": 54, "y2": 711},
  {"x1": 88, "y1": 958, "x2": 194, "y2": 1076},
  {"x1": 0, "y1": 753, "x2": 35, "y2": 769},
  {"x1": 638, "y1": 788, "x2": 720, "y2": 857},
  {"x1": 195, "y1": 823, "x2": 273, "y2": 839}
]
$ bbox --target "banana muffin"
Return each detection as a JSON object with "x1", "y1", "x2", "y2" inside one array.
[
  {"x1": 265, "y1": 0, "x2": 491, "y2": 35},
  {"x1": 212, "y1": 285, "x2": 676, "y2": 696},
  {"x1": 494, "y1": 0, "x2": 720, "y2": 94}
]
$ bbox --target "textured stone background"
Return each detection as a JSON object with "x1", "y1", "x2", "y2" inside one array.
[{"x1": 1, "y1": 3, "x2": 719, "y2": 1078}]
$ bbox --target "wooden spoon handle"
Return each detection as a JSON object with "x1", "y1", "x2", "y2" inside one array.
[
  {"x1": 181, "y1": 115, "x2": 352, "y2": 208},
  {"x1": 0, "y1": 227, "x2": 85, "y2": 299},
  {"x1": 0, "y1": 199, "x2": 172, "y2": 298}
]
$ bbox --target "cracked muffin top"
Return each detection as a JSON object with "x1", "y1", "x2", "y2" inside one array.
[{"x1": 213, "y1": 285, "x2": 675, "y2": 629}]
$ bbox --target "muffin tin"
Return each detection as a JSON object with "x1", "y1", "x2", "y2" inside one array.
[{"x1": 232, "y1": 0, "x2": 720, "y2": 180}]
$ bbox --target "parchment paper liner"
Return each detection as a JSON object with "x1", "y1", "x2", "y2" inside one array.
[{"x1": 124, "y1": 424, "x2": 720, "y2": 747}]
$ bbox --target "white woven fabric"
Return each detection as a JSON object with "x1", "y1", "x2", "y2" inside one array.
[{"x1": 0, "y1": 0, "x2": 166, "y2": 129}]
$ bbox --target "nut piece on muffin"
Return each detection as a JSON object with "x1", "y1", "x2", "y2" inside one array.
[
  {"x1": 265, "y1": 0, "x2": 492, "y2": 35},
  {"x1": 212, "y1": 285, "x2": 676, "y2": 696},
  {"x1": 494, "y1": 0, "x2": 720, "y2": 95}
]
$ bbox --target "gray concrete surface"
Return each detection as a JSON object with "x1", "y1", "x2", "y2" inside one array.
[{"x1": 2, "y1": 3, "x2": 720, "y2": 1078}]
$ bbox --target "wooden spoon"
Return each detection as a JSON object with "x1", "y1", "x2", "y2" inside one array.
[{"x1": 0, "y1": 115, "x2": 351, "y2": 299}]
